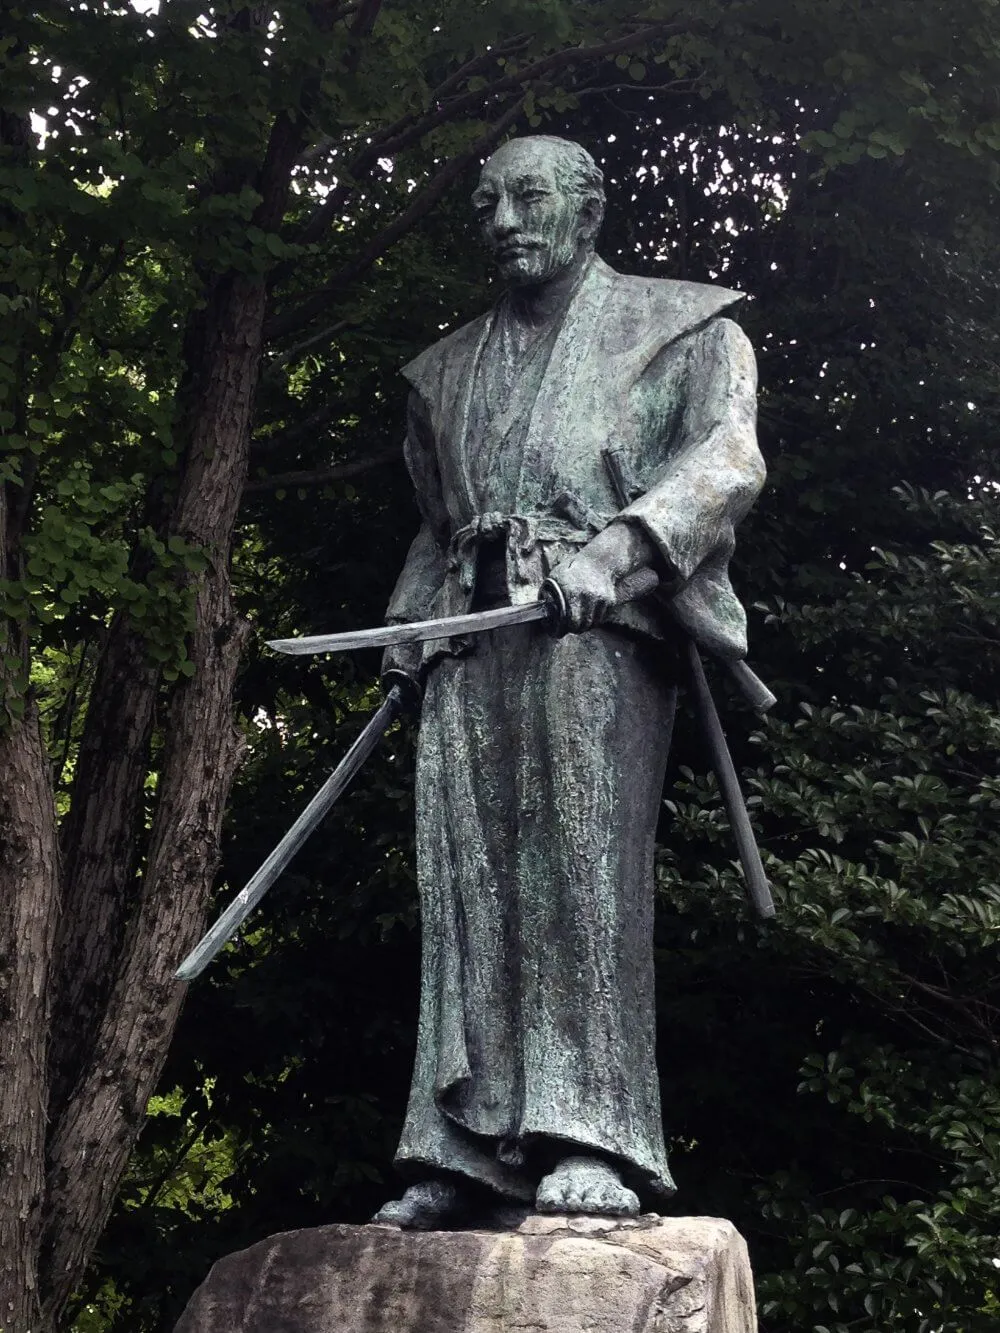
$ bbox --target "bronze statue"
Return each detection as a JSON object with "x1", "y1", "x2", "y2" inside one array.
[{"x1": 372, "y1": 135, "x2": 766, "y2": 1227}]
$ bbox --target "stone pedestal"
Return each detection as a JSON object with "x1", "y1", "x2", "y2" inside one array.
[{"x1": 173, "y1": 1213, "x2": 757, "y2": 1333}]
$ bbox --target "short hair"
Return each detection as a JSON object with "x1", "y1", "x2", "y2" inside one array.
[{"x1": 531, "y1": 136, "x2": 606, "y2": 235}]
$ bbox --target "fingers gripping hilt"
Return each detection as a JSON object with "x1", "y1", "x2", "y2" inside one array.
[
  {"x1": 538, "y1": 566, "x2": 661, "y2": 633},
  {"x1": 380, "y1": 667, "x2": 422, "y2": 712}
]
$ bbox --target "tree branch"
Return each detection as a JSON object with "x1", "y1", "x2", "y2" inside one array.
[
  {"x1": 264, "y1": 318, "x2": 353, "y2": 375},
  {"x1": 251, "y1": 397, "x2": 346, "y2": 456},
  {"x1": 381, "y1": 20, "x2": 687, "y2": 160},
  {"x1": 50, "y1": 637, "x2": 94, "y2": 794},
  {"x1": 293, "y1": 20, "x2": 686, "y2": 248},
  {"x1": 431, "y1": 35, "x2": 533, "y2": 104},
  {"x1": 575, "y1": 77, "x2": 700, "y2": 101},
  {"x1": 242, "y1": 445, "x2": 399, "y2": 495},
  {"x1": 343, "y1": 0, "x2": 382, "y2": 76},
  {"x1": 269, "y1": 98, "x2": 526, "y2": 340},
  {"x1": 349, "y1": 0, "x2": 381, "y2": 38}
]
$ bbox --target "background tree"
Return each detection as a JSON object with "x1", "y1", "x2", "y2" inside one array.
[
  {"x1": 2, "y1": 2, "x2": 999, "y2": 1331},
  {"x1": 0, "y1": 3, "x2": 709, "y2": 1328}
]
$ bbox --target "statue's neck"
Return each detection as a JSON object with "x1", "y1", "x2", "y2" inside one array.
[{"x1": 507, "y1": 251, "x2": 593, "y2": 328}]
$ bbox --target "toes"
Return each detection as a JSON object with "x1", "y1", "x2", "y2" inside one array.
[
  {"x1": 374, "y1": 1181, "x2": 463, "y2": 1229},
  {"x1": 536, "y1": 1159, "x2": 641, "y2": 1217},
  {"x1": 535, "y1": 1181, "x2": 561, "y2": 1212},
  {"x1": 372, "y1": 1198, "x2": 412, "y2": 1226},
  {"x1": 615, "y1": 1185, "x2": 641, "y2": 1216}
]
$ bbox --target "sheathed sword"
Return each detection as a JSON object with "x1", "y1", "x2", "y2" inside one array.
[{"x1": 175, "y1": 685, "x2": 405, "y2": 981}]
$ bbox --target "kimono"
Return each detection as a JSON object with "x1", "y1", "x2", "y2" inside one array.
[{"x1": 385, "y1": 255, "x2": 764, "y2": 1202}]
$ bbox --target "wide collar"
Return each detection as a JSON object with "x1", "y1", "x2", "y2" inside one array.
[{"x1": 400, "y1": 258, "x2": 746, "y2": 516}]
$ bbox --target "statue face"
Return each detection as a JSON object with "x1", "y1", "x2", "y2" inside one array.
[{"x1": 472, "y1": 139, "x2": 591, "y2": 287}]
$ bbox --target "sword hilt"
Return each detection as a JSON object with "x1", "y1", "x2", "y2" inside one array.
[
  {"x1": 539, "y1": 566, "x2": 661, "y2": 634},
  {"x1": 538, "y1": 576, "x2": 569, "y2": 628}
]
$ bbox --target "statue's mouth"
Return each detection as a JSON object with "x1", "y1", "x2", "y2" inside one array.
[{"x1": 496, "y1": 241, "x2": 537, "y2": 261}]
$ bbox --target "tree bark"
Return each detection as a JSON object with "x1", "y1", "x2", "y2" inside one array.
[
  {"x1": 0, "y1": 702, "x2": 59, "y2": 1333},
  {"x1": 40, "y1": 261, "x2": 271, "y2": 1325},
  {"x1": 41, "y1": 582, "x2": 250, "y2": 1325},
  {"x1": 36, "y1": 79, "x2": 306, "y2": 1315},
  {"x1": 0, "y1": 68, "x2": 60, "y2": 1333},
  {"x1": 46, "y1": 29, "x2": 300, "y2": 1126},
  {"x1": 0, "y1": 485, "x2": 59, "y2": 1331},
  {"x1": 49, "y1": 625, "x2": 160, "y2": 1110}
]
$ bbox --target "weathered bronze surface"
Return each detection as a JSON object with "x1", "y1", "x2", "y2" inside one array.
[{"x1": 377, "y1": 135, "x2": 766, "y2": 1226}]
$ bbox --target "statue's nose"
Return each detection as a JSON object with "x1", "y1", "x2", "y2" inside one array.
[{"x1": 490, "y1": 194, "x2": 518, "y2": 237}]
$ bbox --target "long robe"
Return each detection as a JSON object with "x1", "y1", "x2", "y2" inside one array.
[{"x1": 386, "y1": 256, "x2": 764, "y2": 1202}]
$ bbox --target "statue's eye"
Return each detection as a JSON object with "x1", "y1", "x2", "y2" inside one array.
[{"x1": 521, "y1": 189, "x2": 549, "y2": 204}]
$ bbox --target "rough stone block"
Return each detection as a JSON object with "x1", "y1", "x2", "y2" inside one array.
[{"x1": 173, "y1": 1213, "x2": 757, "y2": 1332}]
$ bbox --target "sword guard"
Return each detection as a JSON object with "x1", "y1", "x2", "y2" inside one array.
[
  {"x1": 380, "y1": 668, "x2": 422, "y2": 712},
  {"x1": 539, "y1": 566, "x2": 658, "y2": 636},
  {"x1": 538, "y1": 578, "x2": 569, "y2": 634}
]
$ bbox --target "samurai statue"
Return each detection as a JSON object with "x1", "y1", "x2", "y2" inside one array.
[{"x1": 374, "y1": 135, "x2": 765, "y2": 1227}]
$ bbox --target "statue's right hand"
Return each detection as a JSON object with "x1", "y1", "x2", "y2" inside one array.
[{"x1": 380, "y1": 640, "x2": 423, "y2": 709}]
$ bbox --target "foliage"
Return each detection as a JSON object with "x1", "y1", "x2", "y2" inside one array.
[
  {"x1": 3, "y1": 3, "x2": 731, "y2": 1329},
  {"x1": 2, "y1": 0, "x2": 1000, "y2": 1330},
  {"x1": 660, "y1": 486, "x2": 1000, "y2": 1332}
]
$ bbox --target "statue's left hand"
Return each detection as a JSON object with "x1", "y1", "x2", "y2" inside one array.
[
  {"x1": 549, "y1": 547, "x2": 618, "y2": 631},
  {"x1": 550, "y1": 521, "x2": 658, "y2": 632}
]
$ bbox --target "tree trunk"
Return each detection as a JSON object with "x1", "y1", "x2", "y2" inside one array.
[
  {"x1": 34, "y1": 82, "x2": 304, "y2": 1317},
  {"x1": 49, "y1": 624, "x2": 160, "y2": 1111},
  {"x1": 41, "y1": 585, "x2": 250, "y2": 1325},
  {"x1": 0, "y1": 702, "x2": 60, "y2": 1333},
  {"x1": 0, "y1": 80, "x2": 60, "y2": 1329},
  {"x1": 0, "y1": 463, "x2": 59, "y2": 1333},
  {"x1": 40, "y1": 271, "x2": 267, "y2": 1327}
]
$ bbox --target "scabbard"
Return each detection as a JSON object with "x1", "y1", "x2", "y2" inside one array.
[{"x1": 683, "y1": 639, "x2": 775, "y2": 920}]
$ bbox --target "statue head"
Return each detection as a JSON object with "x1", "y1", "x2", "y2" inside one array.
[{"x1": 472, "y1": 136, "x2": 606, "y2": 288}]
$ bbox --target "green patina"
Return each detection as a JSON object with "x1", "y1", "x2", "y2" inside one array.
[{"x1": 377, "y1": 136, "x2": 765, "y2": 1225}]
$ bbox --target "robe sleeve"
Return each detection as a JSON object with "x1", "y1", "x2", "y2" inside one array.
[
  {"x1": 385, "y1": 390, "x2": 450, "y2": 624},
  {"x1": 615, "y1": 317, "x2": 764, "y2": 584}
]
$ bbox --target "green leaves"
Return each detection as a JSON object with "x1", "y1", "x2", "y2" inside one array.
[
  {"x1": 665, "y1": 481, "x2": 1000, "y2": 1330},
  {"x1": 2, "y1": 0, "x2": 996, "y2": 1327}
]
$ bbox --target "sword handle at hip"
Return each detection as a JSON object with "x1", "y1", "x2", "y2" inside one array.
[{"x1": 538, "y1": 566, "x2": 660, "y2": 633}]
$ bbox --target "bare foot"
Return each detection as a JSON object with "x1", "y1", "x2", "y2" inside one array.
[
  {"x1": 372, "y1": 1179, "x2": 466, "y2": 1230},
  {"x1": 535, "y1": 1156, "x2": 640, "y2": 1217}
]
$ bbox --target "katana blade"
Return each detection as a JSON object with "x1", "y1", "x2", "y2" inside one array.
[
  {"x1": 266, "y1": 598, "x2": 554, "y2": 657},
  {"x1": 265, "y1": 568, "x2": 776, "y2": 715},
  {"x1": 175, "y1": 685, "x2": 404, "y2": 983}
]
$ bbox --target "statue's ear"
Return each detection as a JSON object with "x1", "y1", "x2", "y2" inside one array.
[{"x1": 578, "y1": 195, "x2": 604, "y2": 244}]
